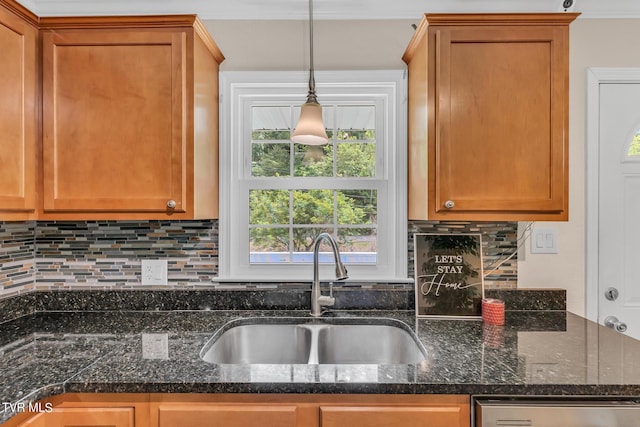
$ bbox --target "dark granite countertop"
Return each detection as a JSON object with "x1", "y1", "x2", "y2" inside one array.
[{"x1": 2, "y1": 305, "x2": 640, "y2": 423}]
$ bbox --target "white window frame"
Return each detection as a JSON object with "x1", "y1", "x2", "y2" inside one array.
[{"x1": 217, "y1": 70, "x2": 408, "y2": 282}]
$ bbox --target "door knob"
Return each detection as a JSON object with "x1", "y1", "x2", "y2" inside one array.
[
  {"x1": 604, "y1": 316, "x2": 628, "y2": 333},
  {"x1": 444, "y1": 200, "x2": 455, "y2": 209},
  {"x1": 167, "y1": 200, "x2": 177, "y2": 209}
]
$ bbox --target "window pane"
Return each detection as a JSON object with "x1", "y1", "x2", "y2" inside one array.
[
  {"x1": 294, "y1": 228, "x2": 354, "y2": 264},
  {"x1": 252, "y1": 106, "x2": 292, "y2": 177},
  {"x1": 324, "y1": 105, "x2": 335, "y2": 140},
  {"x1": 338, "y1": 228, "x2": 377, "y2": 264},
  {"x1": 292, "y1": 190, "x2": 334, "y2": 224},
  {"x1": 336, "y1": 106, "x2": 375, "y2": 138},
  {"x1": 337, "y1": 190, "x2": 377, "y2": 225},
  {"x1": 629, "y1": 132, "x2": 640, "y2": 157},
  {"x1": 292, "y1": 227, "x2": 332, "y2": 253},
  {"x1": 251, "y1": 143, "x2": 291, "y2": 177},
  {"x1": 252, "y1": 106, "x2": 291, "y2": 138},
  {"x1": 249, "y1": 190, "x2": 290, "y2": 224},
  {"x1": 252, "y1": 130, "x2": 291, "y2": 141},
  {"x1": 293, "y1": 144, "x2": 333, "y2": 177},
  {"x1": 336, "y1": 143, "x2": 375, "y2": 177},
  {"x1": 250, "y1": 227, "x2": 291, "y2": 263},
  {"x1": 334, "y1": 105, "x2": 376, "y2": 177}
]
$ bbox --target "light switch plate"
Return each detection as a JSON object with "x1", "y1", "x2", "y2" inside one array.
[
  {"x1": 141, "y1": 259, "x2": 168, "y2": 285},
  {"x1": 530, "y1": 228, "x2": 558, "y2": 254}
]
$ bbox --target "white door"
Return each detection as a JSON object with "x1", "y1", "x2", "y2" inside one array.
[{"x1": 594, "y1": 78, "x2": 640, "y2": 340}]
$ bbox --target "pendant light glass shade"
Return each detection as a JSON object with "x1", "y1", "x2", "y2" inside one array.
[
  {"x1": 291, "y1": 102, "x2": 328, "y2": 145},
  {"x1": 291, "y1": 0, "x2": 329, "y2": 146}
]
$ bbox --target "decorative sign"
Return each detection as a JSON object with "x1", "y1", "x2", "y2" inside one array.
[{"x1": 414, "y1": 233, "x2": 484, "y2": 318}]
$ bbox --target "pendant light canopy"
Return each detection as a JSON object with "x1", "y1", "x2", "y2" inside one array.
[{"x1": 291, "y1": 0, "x2": 329, "y2": 146}]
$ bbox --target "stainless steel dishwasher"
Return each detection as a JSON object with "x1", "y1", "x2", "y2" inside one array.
[{"x1": 475, "y1": 398, "x2": 640, "y2": 427}]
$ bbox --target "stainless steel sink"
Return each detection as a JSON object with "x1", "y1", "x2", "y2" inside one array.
[
  {"x1": 200, "y1": 318, "x2": 426, "y2": 365},
  {"x1": 200, "y1": 323, "x2": 312, "y2": 364},
  {"x1": 316, "y1": 324, "x2": 426, "y2": 364}
]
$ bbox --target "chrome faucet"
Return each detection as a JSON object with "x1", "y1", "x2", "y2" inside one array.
[{"x1": 311, "y1": 232, "x2": 348, "y2": 317}]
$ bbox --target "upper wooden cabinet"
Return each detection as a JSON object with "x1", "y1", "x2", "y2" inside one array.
[
  {"x1": 403, "y1": 13, "x2": 578, "y2": 221},
  {"x1": 0, "y1": 0, "x2": 37, "y2": 220},
  {"x1": 39, "y1": 16, "x2": 224, "y2": 220}
]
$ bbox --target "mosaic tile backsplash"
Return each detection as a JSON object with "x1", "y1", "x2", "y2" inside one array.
[
  {"x1": 0, "y1": 220, "x2": 517, "y2": 298},
  {"x1": 0, "y1": 222, "x2": 36, "y2": 296},
  {"x1": 36, "y1": 221, "x2": 218, "y2": 290}
]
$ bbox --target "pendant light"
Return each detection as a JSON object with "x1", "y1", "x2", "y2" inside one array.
[{"x1": 291, "y1": 0, "x2": 329, "y2": 146}]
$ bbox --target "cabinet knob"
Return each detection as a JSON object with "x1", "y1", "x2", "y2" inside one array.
[
  {"x1": 444, "y1": 200, "x2": 455, "y2": 209},
  {"x1": 167, "y1": 200, "x2": 177, "y2": 209}
]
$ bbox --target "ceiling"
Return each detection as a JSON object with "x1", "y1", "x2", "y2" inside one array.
[{"x1": 15, "y1": 0, "x2": 640, "y2": 20}]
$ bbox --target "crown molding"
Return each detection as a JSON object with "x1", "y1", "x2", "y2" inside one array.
[{"x1": 12, "y1": 0, "x2": 640, "y2": 20}]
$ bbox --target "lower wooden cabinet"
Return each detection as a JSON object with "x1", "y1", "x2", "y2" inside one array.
[
  {"x1": 4, "y1": 394, "x2": 471, "y2": 427},
  {"x1": 18, "y1": 407, "x2": 134, "y2": 427},
  {"x1": 320, "y1": 404, "x2": 468, "y2": 427},
  {"x1": 318, "y1": 394, "x2": 469, "y2": 427},
  {"x1": 5, "y1": 394, "x2": 148, "y2": 427},
  {"x1": 155, "y1": 404, "x2": 300, "y2": 427}
]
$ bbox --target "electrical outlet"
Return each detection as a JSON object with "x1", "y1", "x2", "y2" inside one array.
[
  {"x1": 141, "y1": 259, "x2": 168, "y2": 285},
  {"x1": 141, "y1": 333, "x2": 169, "y2": 359}
]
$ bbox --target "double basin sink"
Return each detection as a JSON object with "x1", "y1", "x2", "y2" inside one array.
[{"x1": 200, "y1": 317, "x2": 427, "y2": 365}]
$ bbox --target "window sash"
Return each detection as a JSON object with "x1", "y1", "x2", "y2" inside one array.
[{"x1": 242, "y1": 98, "x2": 387, "y2": 181}]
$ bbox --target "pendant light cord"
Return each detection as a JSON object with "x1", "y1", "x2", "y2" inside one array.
[{"x1": 307, "y1": 0, "x2": 318, "y2": 104}]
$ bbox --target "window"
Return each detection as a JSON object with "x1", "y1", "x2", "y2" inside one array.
[
  {"x1": 628, "y1": 131, "x2": 640, "y2": 158},
  {"x1": 218, "y1": 71, "x2": 407, "y2": 282}
]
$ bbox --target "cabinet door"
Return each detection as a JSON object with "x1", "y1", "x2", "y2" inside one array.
[
  {"x1": 430, "y1": 24, "x2": 568, "y2": 220},
  {"x1": 19, "y1": 407, "x2": 134, "y2": 427},
  {"x1": 156, "y1": 404, "x2": 299, "y2": 427},
  {"x1": 320, "y1": 405, "x2": 469, "y2": 427},
  {"x1": 41, "y1": 29, "x2": 187, "y2": 215},
  {"x1": 0, "y1": 4, "x2": 36, "y2": 219}
]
